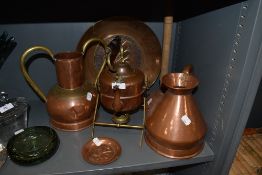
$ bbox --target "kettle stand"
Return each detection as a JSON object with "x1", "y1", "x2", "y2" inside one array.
[{"x1": 91, "y1": 80, "x2": 149, "y2": 147}]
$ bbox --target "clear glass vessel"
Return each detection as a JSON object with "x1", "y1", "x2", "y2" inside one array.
[{"x1": 0, "y1": 92, "x2": 28, "y2": 146}]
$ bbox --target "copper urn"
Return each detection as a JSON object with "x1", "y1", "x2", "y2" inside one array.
[
  {"x1": 98, "y1": 45, "x2": 145, "y2": 123},
  {"x1": 145, "y1": 65, "x2": 207, "y2": 158}
]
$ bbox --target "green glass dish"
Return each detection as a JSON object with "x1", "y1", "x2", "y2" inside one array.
[{"x1": 7, "y1": 126, "x2": 59, "y2": 166}]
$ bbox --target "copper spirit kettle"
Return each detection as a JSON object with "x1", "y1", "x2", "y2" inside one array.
[
  {"x1": 20, "y1": 38, "x2": 110, "y2": 131},
  {"x1": 98, "y1": 45, "x2": 145, "y2": 124},
  {"x1": 145, "y1": 65, "x2": 207, "y2": 158}
]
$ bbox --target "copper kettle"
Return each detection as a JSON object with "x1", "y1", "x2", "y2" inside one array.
[
  {"x1": 98, "y1": 45, "x2": 145, "y2": 124},
  {"x1": 20, "y1": 38, "x2": 110, "y2": 131},
  {"x1": 145, "y1": 65, "x2": 207, "y2": 158}
]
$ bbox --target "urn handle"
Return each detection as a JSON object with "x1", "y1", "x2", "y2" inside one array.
[
  {"x1": 81, "y1": 38, "x2": 112, "y2": 87},
  {"x1": 20, "y1": 46, "x2": 54, "y2": 102}
]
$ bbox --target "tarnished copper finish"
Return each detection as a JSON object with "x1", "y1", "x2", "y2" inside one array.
[
  {"x1": 20, "y1": 38, "x2": 110, "y2": 131},
  {"x1": 145, "y1": 65, "x2": 207, "y2": 158},
  {"x1": 54, "y1": 52, "x2": 84, "y2": 89},
  {"x1": 82, "y1": 137, "x2": 121, "y2": 165},
  {"x1": 99, "y1": 55, "x2": 145, "y2": 114},
  {"x1": 76, "y1": 16, "x2": 162, "y2": 87},
  {"x1": 47, "y1": 83, "x2": 97, "y2": 131}
]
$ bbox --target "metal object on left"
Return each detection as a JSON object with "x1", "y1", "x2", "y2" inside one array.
[
  {"x1": 0, "y1": 31, "x2": 17, "y2": 69},
  {"x1": 19, "y1": 38, "x2": 111, "y2": 131}
]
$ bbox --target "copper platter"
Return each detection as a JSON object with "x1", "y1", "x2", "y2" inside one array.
[
  {"x1": 76, "y1": 17, "x2": 162, "y2": 87},
  {"x1": 82, "y1": 137, "x2": 121, "y2": 165}
]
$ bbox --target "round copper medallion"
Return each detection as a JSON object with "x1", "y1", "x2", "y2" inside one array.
[
  {"x1": 76, "y1": 16, "x2": 162, "y2": 87},
  {"x1": 82, "y1": 137, "x2": 121, "y2": 165}
]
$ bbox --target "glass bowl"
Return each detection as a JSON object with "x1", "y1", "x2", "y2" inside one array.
[{"x1": 7, "y1": 126, "x2": 59, "y2": 166}]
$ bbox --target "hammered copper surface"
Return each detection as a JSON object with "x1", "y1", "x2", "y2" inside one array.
[
  {"x1": 82, "y1": 137, "x2": 121, "y2": 165},
  {"x1": 99, "y1": 61, "x2": 145, "y2": 113},
  {"x1": 76, "y1": 16, "x2": 161, "y2": 87},
  {"x1": 145, "y1": 65, "x2": 207, "y2": 158}
]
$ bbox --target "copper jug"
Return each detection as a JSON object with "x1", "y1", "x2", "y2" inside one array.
[
  {"x1": 98, "y1": 46, "x2": 145, "y2": 124},
  {"x1": 20, "y1": 38, "x2": 110, "y2": 131},
  {"x1": 145, "y1": 65, "x2": 207, "y2": 158}
]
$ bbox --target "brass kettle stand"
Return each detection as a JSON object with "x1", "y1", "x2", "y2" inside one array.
[
  {"x1": 91, "y1": 91, "x2": 147, "y2": 147},
  {"x1": 90, "y1": 54, "x2": 148, "y2": 146}
]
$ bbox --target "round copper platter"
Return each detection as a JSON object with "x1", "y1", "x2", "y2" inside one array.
[
  {"x1": 82, "y1": 137, "x2": 121, "y2": 165},
  {"x1": 76, "y1": 16, "x2": 162, "y2": 87}
]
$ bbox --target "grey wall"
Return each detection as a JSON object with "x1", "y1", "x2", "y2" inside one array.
[
  {"x1": 0, "y1": 22, "x2": 168, "y2": 101},
  {"x1": 173, "y1": 0, "x2": 243, "y2": 154},
  {"x1": 173, "y1": 0, "x2": 262, "y2": 174}
]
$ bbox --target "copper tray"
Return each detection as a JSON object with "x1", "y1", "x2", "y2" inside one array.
[
  {"x1": 76, "y1": 16, "x2": 162, "y2": 87},
  {"x1": 82, "y1": 137, "x2": 121, "y2": 165}
]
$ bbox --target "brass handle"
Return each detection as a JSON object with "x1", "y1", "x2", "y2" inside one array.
[
  {"x1": 106, "y1": 53, "x2": 115, "y2": 72},
  {"x1": 81, "y1": 38, "x2": 112, "y2": 87},
  {"x1": 81, "y1": 37, "x2": 108, "y2": 55},
  {"x1": 182, "y1": 64, "x2": 193, "y2": 75},
  {"x1": 20, "y1": 46, "x2": 54, "y2": 102}
]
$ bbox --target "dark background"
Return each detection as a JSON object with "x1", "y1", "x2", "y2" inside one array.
[{"x1": 0, "y1": 0, "x2": 244, "y2": 23}]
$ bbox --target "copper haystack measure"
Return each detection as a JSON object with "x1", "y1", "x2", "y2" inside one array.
[{"x1": 145, "y1": 65, "x2": 207, "y2": 158}]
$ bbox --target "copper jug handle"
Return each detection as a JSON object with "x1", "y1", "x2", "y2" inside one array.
[
  {"x1": 20, "y1": 46, "x2": 54, "y2": 102},
  {"x1": 81, "y1": 38, "x2": 113, "y2": 87},
  {"x1": 182, "y1": 64, "x2": 193, "y2": 74}
]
